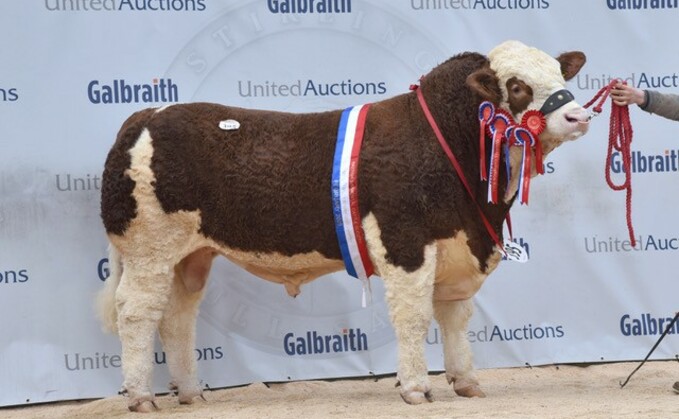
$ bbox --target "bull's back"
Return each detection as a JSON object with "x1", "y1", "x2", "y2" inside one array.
[{"x1": 101, "y1": 103, "x2": 343, "y2": 259}]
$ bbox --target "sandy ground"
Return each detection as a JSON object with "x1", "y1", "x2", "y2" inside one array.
[{"x1": 1, "y1": 361, "x2": 678, "y2": 419}]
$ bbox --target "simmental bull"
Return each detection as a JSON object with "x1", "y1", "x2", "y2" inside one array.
[{"x1": 97, "y1": 40, "x2": 590, "y2": 412}]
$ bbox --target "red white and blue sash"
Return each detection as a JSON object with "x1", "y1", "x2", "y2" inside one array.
[{"x1": 332, "y1": 104, "x2": 374, "y2": 283}]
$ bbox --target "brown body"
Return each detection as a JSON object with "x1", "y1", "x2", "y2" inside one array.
[{"x1": 102, "y1": 52, "x2": 504, "y2": 274}]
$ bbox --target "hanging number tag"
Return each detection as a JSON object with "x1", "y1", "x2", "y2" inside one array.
[
  {"x1": 219, "y1": 119, "x2": 240, "y2": 131},
  {"x1": 503, "y1": 239, "x2": 529, "y2": 263}
]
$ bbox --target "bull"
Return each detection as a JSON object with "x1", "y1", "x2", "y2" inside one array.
[{"x1": 97, "y1": 40, "x2": 590, "y2": 411}]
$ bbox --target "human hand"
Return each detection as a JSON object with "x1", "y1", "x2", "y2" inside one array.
[{"x1": 610, "y1": 82, "x2": 646, "y2": 106}]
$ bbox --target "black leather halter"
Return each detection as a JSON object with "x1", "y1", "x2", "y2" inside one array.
[{"x1": 539, "y1": 89, "x2": 575, "y2": 115}]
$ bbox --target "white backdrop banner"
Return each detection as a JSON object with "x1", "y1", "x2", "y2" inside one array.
[{"x1": 1, "y1": 0, "x2": 678, "y2": 407}]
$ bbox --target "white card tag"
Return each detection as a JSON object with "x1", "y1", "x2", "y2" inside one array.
[
  {"x1": 219, "y1": 119, "x2": 240, "y2": 130},
  {"x1": 503, "y1": 239, "x2": 529, "y2": 263}
]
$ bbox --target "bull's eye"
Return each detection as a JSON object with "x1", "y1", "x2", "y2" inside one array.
[{"x1": 505, "y1": 77, "x2": 533, "y2": 114}]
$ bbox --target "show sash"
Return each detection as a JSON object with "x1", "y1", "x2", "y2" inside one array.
[{"x1": 331, "y1": 104, "x2": 374, "y2": 282}]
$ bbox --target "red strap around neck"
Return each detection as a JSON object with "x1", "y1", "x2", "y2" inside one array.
[{"x1": 412, "y1": 84, "x2": 507, "y2": 254}]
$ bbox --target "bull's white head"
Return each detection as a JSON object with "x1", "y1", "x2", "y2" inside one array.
[
  {"x1": 491, "y1": 40, "x2": 589, "y2": 144},
  {"x1": 467, "y1": 40, "x2": 589, "y2": 199}
]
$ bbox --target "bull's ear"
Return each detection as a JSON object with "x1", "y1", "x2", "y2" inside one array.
[
  {"x1": 466, "y1": 67, "x2": 502, "y2": 103},
  {"x1": 557, "y1": 51, "x2": 586, "y2": 81}
]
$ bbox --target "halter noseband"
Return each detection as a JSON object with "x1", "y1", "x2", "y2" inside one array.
[{"x1": 539, "y1": 89, "x2": 575, "y2": 115}]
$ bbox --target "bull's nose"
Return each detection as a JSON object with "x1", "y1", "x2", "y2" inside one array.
[{"x1": 564, "y1": 108, "x2": 591, "y2": 125}]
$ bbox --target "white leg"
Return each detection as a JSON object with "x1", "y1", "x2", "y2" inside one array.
[
  {"x1": 116, "y1": 261, "x2": 174, "y2": 412},
  {"x1": 381, "y1": 244, "x2": 437, "y2": 404},
  {"x1": 433, "y1": 298, "x2": 485, "y2": 397},
  {"x1": 158, "y1": 250, "x2": 213, "y2": 405}
]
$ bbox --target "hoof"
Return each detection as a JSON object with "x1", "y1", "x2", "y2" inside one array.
[
  {"x1": 425, "y1": 390, "x2": 434, "y2": 402},
  {"x1": 169, "y1": 381, "x2": 205, "y2": 405},
  {"x1": 400, "y1": 390, "x2": 434, "y2": 405},
  {"x1": 454, "y1": 384, "x2": 486, "y2": 398},
  {"x1": 128, "y1": 399, "x2": 158, "y2": 413},
  {"x1": 178, "y1": 394, "x2": 204, "y2": 405},
  {"x1": 178, "y1": 388, "x2": 205, "y2": 405}
]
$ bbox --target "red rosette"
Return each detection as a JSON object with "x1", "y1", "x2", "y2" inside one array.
[
  {"x1": 521, "y1": 110, "x2": 546, "y2": 136},
  {"x1": 479, "y1": 101, "x2": 495, "y2": 124},
  {"x1": 490, "y1": 108, "x2": 515, "y2": 135},
  {"x1": 484, "y1": 108, "x2": 513, "y2": 137},
  {"x1": 495, "y1": 108, "x2": 515, "y2": 124}
]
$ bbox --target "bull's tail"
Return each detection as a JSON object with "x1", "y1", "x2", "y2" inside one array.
[{"x1": 96, "y1": 244, "x2": 122, "y2": 335}]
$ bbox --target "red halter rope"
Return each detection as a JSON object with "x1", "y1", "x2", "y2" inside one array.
[{"x1": 583, "y1": 80, "x2": 636, "y2": 246}]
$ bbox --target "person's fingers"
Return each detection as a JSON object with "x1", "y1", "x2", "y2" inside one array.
[
  {"x1": 611, "y1": 92, "x2": 629, "y2": 105},
  {"x1": 611, "y1": 89, "x2": 629, "y2": 100}
]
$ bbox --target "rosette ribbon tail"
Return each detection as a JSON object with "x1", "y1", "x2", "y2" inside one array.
[
  {"x1": 478, "y1": 101, "x2": 495, "y2": 181},
  {"x1": 487, "y1": 129, "x2": 504, "y2": 203}
]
